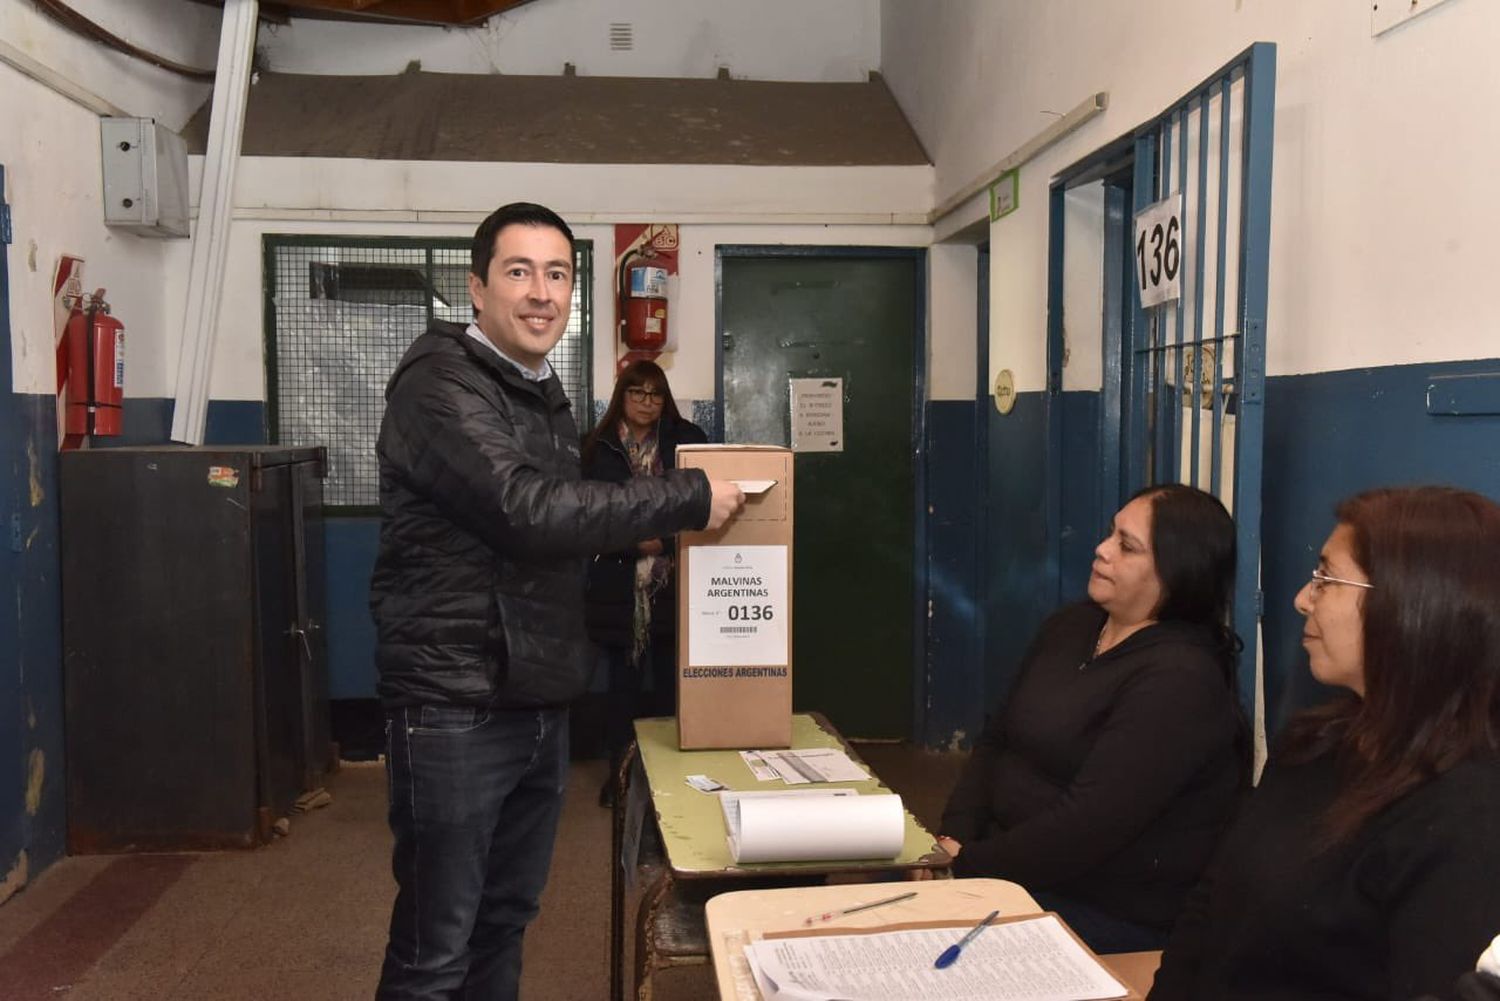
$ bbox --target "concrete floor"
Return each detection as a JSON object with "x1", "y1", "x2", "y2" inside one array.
[{"x1": 0, "y1": 746, "x2": 963, "y2": 1000}]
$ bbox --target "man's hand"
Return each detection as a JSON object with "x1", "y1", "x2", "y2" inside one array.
[
  {"x1": 937, "y1": 836, "x2": 962, "y2": 859},
  {"x1": 704, "y1": 480, "x2": 746, "y2": 531},
  {"x1": 638, "y1": 538, "x2": 664, "y2": 556}
]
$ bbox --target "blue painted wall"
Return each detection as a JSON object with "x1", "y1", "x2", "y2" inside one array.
[
  {"x1": 922, "y1": 400, "x2": 985, "y2": 747},
  {"x1": 114, "y1": 398, "x2": 269, "y2": 447},
  {"x1": 1259, "y1": 358, "x2": 1500, "y2": 735},
  {"x1": 1, "y1": 164, "x2": 66, "y2": 891},
  {"x1": 980, "y1": 393, "x2": 1053, "y2": 717},
  {"x1": 0, "y1": 393, "x2": 68, "y2": 894},
  {"x1": 923, "y1": 390, "x2": 1105, "y2": 747},
  {"x1": 11, "y1": 396, "x2": 65, "y2": 880},
  {"x1": 919, "y1": 357, "x2": 1500, "y2": 752},
  {"x1": 325, "y1": 518, "x2": 379, "y2": 699}
]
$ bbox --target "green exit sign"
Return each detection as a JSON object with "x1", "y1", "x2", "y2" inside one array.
[{"x1": 990, "y1": 169, "x2": 1019, "y2": 221}]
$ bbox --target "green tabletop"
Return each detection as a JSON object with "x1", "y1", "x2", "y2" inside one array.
[{"x1": 633, "y1": 714, "x2": 945, "y2": 876}]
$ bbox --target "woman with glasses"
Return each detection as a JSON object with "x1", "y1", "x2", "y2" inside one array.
[
  {"x1": 1150, "y1": 486, "x2": 1500, "y2": 1000},
  {"x1": 937, "y1": 484, "x2": 1247, "y2": 953},
  {"x1": 582, "y1": 360, "x2": 706, "y2": 805}
]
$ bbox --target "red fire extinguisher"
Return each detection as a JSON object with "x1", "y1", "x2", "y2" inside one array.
[
  {"x1": 619, "y1": 250, "x2": 669, "y2": 351},
  {"x1": 64, "y1": 288, "x2": 124, "y2": 437}
]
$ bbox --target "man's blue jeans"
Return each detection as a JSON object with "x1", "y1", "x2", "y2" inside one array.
[{"x1": 376, "y1": 705, "x2": 569, "y2": 1001}]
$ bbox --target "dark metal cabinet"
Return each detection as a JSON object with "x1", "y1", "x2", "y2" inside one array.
[{"x1": 61, "y1": 446, "x2": 332, "y2": 852}]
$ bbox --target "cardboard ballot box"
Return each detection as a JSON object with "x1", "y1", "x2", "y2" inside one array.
[{"x1": 674, "y1": 445, "x2": 793, "y2": 750}]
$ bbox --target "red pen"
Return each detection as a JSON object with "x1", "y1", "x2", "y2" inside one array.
[{"x1": 802, "y1": 890, "x2": 917, "y2": 927}]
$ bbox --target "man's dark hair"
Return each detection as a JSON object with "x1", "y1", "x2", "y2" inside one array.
[{"x1": 470, "y1": 202, "x2": 576, "y2": 282}]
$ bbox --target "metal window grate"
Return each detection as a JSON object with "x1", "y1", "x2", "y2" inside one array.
[{"x1": 265, "y1": 236, "x2": 593, "y2": 510}]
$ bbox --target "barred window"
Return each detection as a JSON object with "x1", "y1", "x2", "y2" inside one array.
[{"x1": 265, "y1": 236, "x2": 593, "y2": 510}]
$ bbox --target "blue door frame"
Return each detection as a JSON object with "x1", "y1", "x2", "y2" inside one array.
[{"x1": 1045, "y1": 43, "x2": 1277, "y2": 721}]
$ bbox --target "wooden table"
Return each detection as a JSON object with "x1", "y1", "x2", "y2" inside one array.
[
  {"x1": 704, "y1": 878, "x2": 1161, "y2": 1000},
  {"x1": 610, "y1": 714, "x2": 949, "y2": 1000}
]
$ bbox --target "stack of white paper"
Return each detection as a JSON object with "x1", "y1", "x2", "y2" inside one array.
[
  {"x1": 720, "y1": 789, "x2": 904, "y2": 863},
  {"x1": 743, "y1": 915, "x2": 1128, "y2": 1001},
  {"x1": 740, "y1": 748, "x2": 872, "y2": 784}
]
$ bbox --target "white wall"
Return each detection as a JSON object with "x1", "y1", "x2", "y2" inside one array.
[
  {"x1": 0, "y1": 65, "x2": 189, "y2": 397},
  {"x1": 200, "y1": 157, "x2": 933, "y2": 403},
  {"x1": 258, "y1": 0, "x2": 880, "y2": 81},
  {"x1": 1060, "y1": 184, "x2": 1105, "y2": 393},
  {"x1": 882, "y1": 0, "x2": 1500, "y2": 390},
  {"x1": 0, "y1": 0, "x2": 217, "y2": 131},
  {"x1": 0, "y1": 0, "x2": 217, "y2": 397},
  {"x1": 2, "y1": 0, "x2": 932, "y2": 410},
  {"x1": 927, "y1": 243, "x2": 978, "y2": 401}
]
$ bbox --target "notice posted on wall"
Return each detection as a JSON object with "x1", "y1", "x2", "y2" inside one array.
[
  {"x1": 686, "y1": 545, "x2": 788, "y2": 668},
  {"x1": 790, "y1": 377, "x2": 844, "y2": 452}
]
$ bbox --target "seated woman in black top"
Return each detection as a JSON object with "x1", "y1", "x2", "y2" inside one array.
[
  {"x1": 938, "y1": 484, "x2": 1245, "y2": 953},
  {"x1": 582, "y1": 361, "x2": 706, "y2": 803},
  {"x1": 1150, "y1": 486, "x2": 1500, "y2": 1000}
]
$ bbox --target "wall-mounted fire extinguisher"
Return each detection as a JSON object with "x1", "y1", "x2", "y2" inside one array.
[
  {"x1": 619, "y1": 249, "x2": 669, "y2": 351},
  {"x1": 64, "y1": 288, "x2": 124, "y2": 437}
]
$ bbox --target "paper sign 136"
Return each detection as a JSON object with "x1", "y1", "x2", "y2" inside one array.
[{"x1": 1134, "y1": 194, "x2": 1183, "y2": 308}]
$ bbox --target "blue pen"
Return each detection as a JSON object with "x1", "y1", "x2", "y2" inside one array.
[{"x1": 934, "y1": 910, "x2": 1000, "y2": 969}]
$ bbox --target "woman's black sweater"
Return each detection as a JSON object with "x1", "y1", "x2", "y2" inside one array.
[
  {"x1": 941, "y1": 602, "x2": 1244, "y2": 930},
  {"x1": 1149, "y1": 748, "x2": 1500, "y2": 1001},
  {"x1": 581, "y1": 415, "x2": 706, "y2": 648}
]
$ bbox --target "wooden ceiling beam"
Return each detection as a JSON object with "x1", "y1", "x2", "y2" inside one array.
[{"x1": 250, "y1": 0, "x2": 535, "y2": 26}]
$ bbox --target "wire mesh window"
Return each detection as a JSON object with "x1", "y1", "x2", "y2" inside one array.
[{"x1": 265, "y1": 236, "x2": 593, "y2": 509}]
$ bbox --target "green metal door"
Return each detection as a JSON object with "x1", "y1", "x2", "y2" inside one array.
[{"x1": 718, "y1": 250, "x2": 921, "y2": 739}]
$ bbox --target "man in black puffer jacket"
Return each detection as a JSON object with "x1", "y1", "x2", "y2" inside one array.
[{"x1": 371, "y1": 203, "x2": 744, "y2": 1001}]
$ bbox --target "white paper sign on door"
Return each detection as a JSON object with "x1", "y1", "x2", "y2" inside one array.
[
  {"x1": 1134, "y1": 193, "x2": 1184, "y2": 308},
  {"x1": 790, "y1": 377, "x2": 844, "y2": 452},
  {"x1": 687, "y1": 545, "x2": 788, "y2": 667}
]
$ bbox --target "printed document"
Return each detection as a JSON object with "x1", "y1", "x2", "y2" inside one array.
[{"x1": 743, "y1": 915, "x2": 1128, "y2": 1001}]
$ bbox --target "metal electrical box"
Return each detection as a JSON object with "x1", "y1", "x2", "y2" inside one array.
[{"x1": 100, "y1": 117, "x2": 190, "y2": 238}]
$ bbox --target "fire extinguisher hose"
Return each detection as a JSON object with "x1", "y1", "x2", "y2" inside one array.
[{"x1": 617, "y1": 248, "x2": 642, "y2": 332}]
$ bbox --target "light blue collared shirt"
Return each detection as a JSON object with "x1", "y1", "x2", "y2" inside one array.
[{"x1": 465, "y1": 322, "x2": 553, "y2": 382}]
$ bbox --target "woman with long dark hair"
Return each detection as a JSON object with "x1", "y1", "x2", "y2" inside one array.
[
  {"x1": 1150, "y1": 486, "x2": 1500, "y2": 1000},
  {"x1": 582, "y1": 361, "x2": 706, "y2": 804},
  {"x1": 938, "y1": 483, "x2": 1246, "y2": 953}
]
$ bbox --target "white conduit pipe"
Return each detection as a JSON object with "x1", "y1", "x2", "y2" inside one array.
[{"x1": 171, "y1": 0, "x2": 257, "y2": 445}]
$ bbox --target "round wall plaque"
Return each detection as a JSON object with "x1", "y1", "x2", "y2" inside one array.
[{"x1": 993, "y1": 369, "x2": 1016, "y2": 415}]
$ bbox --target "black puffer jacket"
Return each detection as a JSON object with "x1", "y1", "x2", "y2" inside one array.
[
  {"x1": 582, "y1": 415, "x2": 707, "y2": 648},
  {"x1": 370, "y1": 321, "x2": 711, "y2": 709}
]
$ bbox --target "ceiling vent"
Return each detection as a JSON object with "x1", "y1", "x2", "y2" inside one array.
[{"x1": 609, "y1": 22, "x2": 633, "y2": 51}]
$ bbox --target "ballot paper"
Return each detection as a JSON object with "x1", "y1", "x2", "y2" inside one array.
[
  {"x1": 740, "y1": 751, "x2": 780, "y2": 782},
  {"x1": 739, "y1": 748, "x2": 872, "y2": 785},
  {"x1": 743, "y1": 915, "x2": 1128, "y2": 1001},
  {"x1": 720, "y1": 789, "x2": 904, "y2": 863},
  {"x1": 1480, "y1": 933, "x2": 1500, "y2": 977}
]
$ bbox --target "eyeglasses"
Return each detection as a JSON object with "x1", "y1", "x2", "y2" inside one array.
[
  {"x1": 1307, "y1": 567, "x2": 1374, "y2": 595},
  {"x1": 625, "y1": 387, "x2": 664, "y2": 404}
]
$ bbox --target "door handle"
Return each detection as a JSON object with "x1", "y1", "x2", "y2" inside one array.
[{"x1": 285, "y1": 624, "x2": 313, "y2": 660}]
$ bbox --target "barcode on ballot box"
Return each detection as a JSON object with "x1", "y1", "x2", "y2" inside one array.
[{"x1": 720, "y1": 626, "x2": 757, "y2": 634}]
